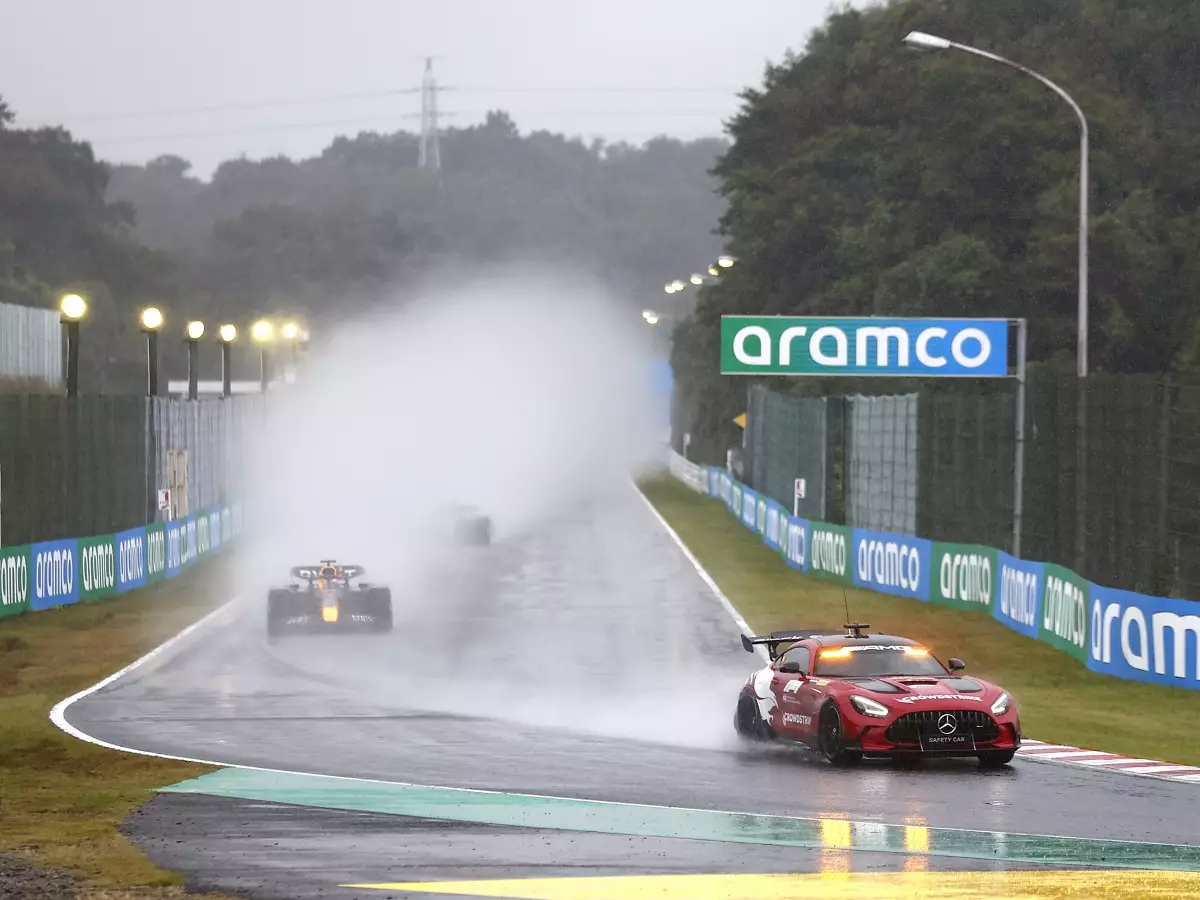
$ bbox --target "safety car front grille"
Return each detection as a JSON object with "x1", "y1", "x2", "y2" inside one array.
[{"x1": 885, "y1": 709, "x2": 1000, "y2": 745}]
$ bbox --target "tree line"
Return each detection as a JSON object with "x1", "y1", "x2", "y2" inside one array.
[
  {"x1": 0, "y1": 103, "x2": 727, "y2": 391},
  {"x1": 672, "y1": 0, "x2": 1200, "y2": 461}
]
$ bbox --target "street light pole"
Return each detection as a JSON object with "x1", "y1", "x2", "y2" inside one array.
[
  {"x1": 185, "y1": 321, "x2": 205, "y2": 400},
  {"x1": 904, "y1": 31, "x2": 1089, "y2": 376},
  {"x1": 251, "y1": 320, "x2": 274, "y2": 394},
  {"x1": 904, "y1": 30, "x2": 1092, "y2": 570},
  {"x1": 218, "y1": 324, "x2": 236, "y2": 399},
  {"x1": 59, "y1": 294, "x2": 87, "y2": 398},
  {"x1": 140, "y1": 307, "x2": 164, "y2": 397}
]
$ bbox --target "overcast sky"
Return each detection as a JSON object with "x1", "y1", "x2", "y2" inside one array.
[{"x1": 2, "y1": 0, "x2": 868, "y2": 179}]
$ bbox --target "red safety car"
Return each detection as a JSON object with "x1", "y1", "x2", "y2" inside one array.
[{"x1": 732, "y1": 624, "x2": 1020, "y2": 768}]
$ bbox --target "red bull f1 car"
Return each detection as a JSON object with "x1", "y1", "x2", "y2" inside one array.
[
  {"x1": 266, "y1": 561, "x2": 392, "y2": 637},
  {"x1": 733, "y1": 624, "x2": 1020, "y2": 767}
]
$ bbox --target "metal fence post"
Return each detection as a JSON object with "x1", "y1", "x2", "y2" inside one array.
[{"x1": 1011, "y1": 318, "x2": 1027, "y2": 558}]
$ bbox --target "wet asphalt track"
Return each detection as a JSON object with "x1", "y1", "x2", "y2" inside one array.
[{"x1": 65, "y1": 485, "x2": 1200, "y2": 898}]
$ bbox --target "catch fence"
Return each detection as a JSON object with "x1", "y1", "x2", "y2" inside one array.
[
  {"x1": 739, "y1": 373, "x2": 1200, "y2": 599},
  {"x1": 0, "y1": 394, "x2": 263, "y2": 546}
]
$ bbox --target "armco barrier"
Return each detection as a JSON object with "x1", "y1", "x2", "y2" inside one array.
[
  {"x1": 662, "y1": 450, "x2": 1200, "y2": 694},
  {"x1": 0, "y1": 503, "x2": 240, "y2": 619}
]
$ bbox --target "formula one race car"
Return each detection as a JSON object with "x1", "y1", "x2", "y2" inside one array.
[
  {"x1": 733, "y1": 624, "x2": 1020, "y2": 768},
  {"x1": 447, "y1": 504, "x2": 492, "y2": 546},
  {"x1": 266, "y1": 561, "x2": 392, "y2": 637}
]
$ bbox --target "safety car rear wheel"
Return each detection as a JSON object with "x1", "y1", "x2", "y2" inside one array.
[
  {"x1": 817, "y1": 703, "x2": 862, "y2": 766},
  {"x1": 733, "y1": 689, "x2": 774, "y2": 741}
]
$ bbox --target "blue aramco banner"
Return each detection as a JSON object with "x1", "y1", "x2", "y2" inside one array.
[
  {"x1": 852, "y1": 529, "x2": 931, "y2": 601},
  {"x1": 1088, "y1": 584, "x2": 1200, "y2": 689},
  {"x1": 740, "y1": 488, "x2": 758, "y2": 530},
  {"x1": 115, "y1": 526, "x2": 148, "y2": 593},
  {"x1": 782, "y1": 515, "x2": 809, "y2": 572},
  {"x1": 30, "y1": 538, "x2": 80, "y2": 611},
  {"x1": 165, "y1": 520, "x2": 184, "y2": 578},
  {"x1": 995, "y1": 551, "x2": 1043, "y2": 640}
]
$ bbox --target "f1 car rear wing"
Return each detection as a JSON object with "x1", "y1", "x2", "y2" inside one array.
[
  {"x1": 290, "y1": 564, "x2": 364, "y2": 581},
  {"x1": 741, "y1": 629, "x2": 829, "y2": 661}
]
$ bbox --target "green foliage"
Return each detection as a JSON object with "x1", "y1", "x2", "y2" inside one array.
[
  {"x1": 106, "y1": 118, "x2": 729, "y2": 322},
  {"x1": 675, "y1": 0, "x2": 1200, "y2": 429}
]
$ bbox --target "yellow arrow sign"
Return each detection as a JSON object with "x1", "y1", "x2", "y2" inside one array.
[
  {"x1": 732, "y1": 412, "x2": 747, "y2": 429},
  {"x1": 344, "y1": 870, "x2": 1200, "y2": 899}
]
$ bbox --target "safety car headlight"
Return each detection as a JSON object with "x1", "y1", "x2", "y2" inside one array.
[
  {"x1": 991, "y1": 692, "x2": 1011, "y2": 716},
  {"x1": 849, "y1": 695, "x2": 890, "y2": 718}
]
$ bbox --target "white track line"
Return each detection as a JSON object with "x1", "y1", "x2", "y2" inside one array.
[
  {"x1": 632, "y1": 480, "x2": 768, "y2": 663},
  {"x1": 49, "y1": 600, "x2": 238, "y2": 759}
]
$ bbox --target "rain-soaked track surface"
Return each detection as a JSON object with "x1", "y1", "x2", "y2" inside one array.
[{"x1": 66, "y1": 486, "x2": 1200, "y2": 898}]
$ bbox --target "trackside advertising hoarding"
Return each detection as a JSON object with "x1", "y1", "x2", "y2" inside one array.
[
  {"x1": 78, "y1": 534, "x2": 118, "y2": 602},
  {"x1": 720, "y1": 317, "x2": 1009, "y2": 377},
  {"x1": 672, "y1": 454, "x2": 1200, "y2": 693},
  {"x1": 30, "y1": 539, "x2": 79, "y2": 611},
  {"x1": 1088, "y1": 585, "x2": 1200, "y2": 690},
  {"x1": 115, "y1": 526, "x2": 148, "y2": 593},
  {"x1": 932, "y1": 542, "x2": 996, "y2": 613},
  {"x1": 810, "y1": 522, "x2": 852, "y2": 584},
  {"x1": 0, "y1": 505, "x2": 235, "y2": 618},
  {"x1": 853, "y1": 528, "x2": 931, "y2": 602},
  {"x1": 995, "y1": 552, "x2": 1042, "y2": 640},
  {"x1": 0, "y1": 545, "x2": 30, "y2": 619}
]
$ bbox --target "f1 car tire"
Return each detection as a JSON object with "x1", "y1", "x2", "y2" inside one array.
[
  {"x1": 266, "y1": 589, "x2": 291, "y2": 639},
  {"x1": 733, "y1": 689, "x2": 775, "y2": 741},
  {"x1": 977, "y1": 749, "x2": 1016, "y2": 768},
  {"x1": 366, "y1": 586, "x2": 393, "y2": 633},
  {"x1": 817, "y1": 702, "x2": 862, "y2": 766}
]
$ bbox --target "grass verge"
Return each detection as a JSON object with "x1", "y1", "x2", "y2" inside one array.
[
  {"x1": 640, "y1": 475, "x2": 1200, "y2": 767},
  {"x1": 0, "y1": 553, "x2": 237, "y2": 898}
]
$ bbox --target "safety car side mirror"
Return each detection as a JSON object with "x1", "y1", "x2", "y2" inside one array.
[
  {"x1": 778, "y1": 661, "x2": 803, "y2": 674},
  {"x1": 948, "y1": 658, "x2": 966, "y2": 672}
]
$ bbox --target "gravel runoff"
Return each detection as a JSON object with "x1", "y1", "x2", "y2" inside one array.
[{"x1": 0, "y1": 853, "x2": 80, "y2": 899}]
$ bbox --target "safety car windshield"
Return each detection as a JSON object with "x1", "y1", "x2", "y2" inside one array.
[{"x1": 813, "y1": 645, "x2": 947, "y2": 678}]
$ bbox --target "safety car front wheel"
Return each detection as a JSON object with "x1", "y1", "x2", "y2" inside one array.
[{"x1": 817, "y1": 703, "x2": 862, "y2": 766}]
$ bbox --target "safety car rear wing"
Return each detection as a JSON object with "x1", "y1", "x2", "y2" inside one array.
[{"x1": 740, "y1": 629, "x2": 829, "y2": 661}]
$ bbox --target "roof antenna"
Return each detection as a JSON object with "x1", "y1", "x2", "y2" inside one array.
[{"x1": 844, "y1": 590, "x2": 870, "y2": 639}]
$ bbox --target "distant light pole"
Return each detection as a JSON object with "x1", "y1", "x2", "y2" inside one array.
[
  {"x1": 185, "y1": 321, "x2": 205, "y2": 400},
  {"x1": 903, "y1": 31, "x2": 1089, "y2": 377},
  {"x1": 218, "y1": 324, "x2": 237, "y2": 398},
  {"x1": 59, "y1": 293, "x2": 87, "y2": 397},
  {"x1": 251, "y1": 320, "x2": 274, "y2": 393},
  {"x1": 139, "y1": 307, "x2": 164, "y2": 396},
  {"x1": 280, "y1": 321, "x2": 301, "y2": 380}
]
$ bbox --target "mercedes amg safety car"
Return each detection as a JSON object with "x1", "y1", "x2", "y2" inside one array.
[
  {"x1": 733, "y1": 624, "x2": 1020, "y2": 767},
  {"x1": 266, "y1": 560, "x2": 392, "y2": 637}
]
